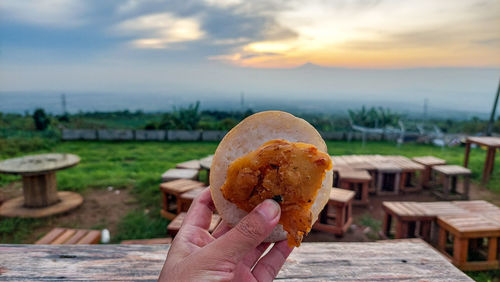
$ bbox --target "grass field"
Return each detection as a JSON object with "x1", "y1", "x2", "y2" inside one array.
[{"x1": 1, "y1": 140, "x2": 499, "y2": 281}]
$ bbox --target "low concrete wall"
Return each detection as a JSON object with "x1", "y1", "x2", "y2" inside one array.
[
  {"x1": 201, "y1": 130, "x2": 227, "y2": 141},
  {"x1": 98, "y1": 129, "x2": 134, "y2": 140},
  {"x1": 62, "y1": 129, "x2": 97, "y2": 140},
  {"x1": 168, "y1": 130, "x2": 202, "y2": 141},
  {"x1": 60, "y1": 129, "x2": 411, "y2": 142},
  {"x1": 135, "y1": 130, "x2": 166, "y2": 141}
]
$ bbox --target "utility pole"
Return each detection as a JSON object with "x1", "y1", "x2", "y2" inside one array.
[
  {"x1": 486, "y1": 78, "x2": 500, "y2": 136},
  {"x1": 423, "y1": 98, "x2": 428, "y2": 121},
  {"x1": 61, "y1": 93, "x2": 67, "y2": 115},
  {"x1": 240, "y1": 92, "x2": 245, "y2": 110}
]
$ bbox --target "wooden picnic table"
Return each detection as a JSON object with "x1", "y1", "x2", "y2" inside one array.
[
  {"x1": 0, "y1": 242, "x2": 471, "y2": 281},
  {"x1": 464, "y1": 136, "x2": 500, "y2": 183},
  {"x1": 0, "y1": 153, "x2": 83, "y2": 218}
]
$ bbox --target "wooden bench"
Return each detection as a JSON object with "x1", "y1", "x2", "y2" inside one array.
[
  {"x1": 35, "y1": 228, "x2": 101, "y2": 244},
  {"x1": 338, "y1": 170, "x2": 371, "y2": 206},
  {"x1": 120, "y1": 238, "x2": 172, "y2": 244},
  {"x1": 175, "y1": 160, "x2": 201, "y2": 170},
  {"x1": 167, "y1": 212, "x2": 221, "y2": 237},
  {"x1": 437, "y1": 214, "x2": 500, "y2": 271},
  {"x1": 432, "y1": 165, "x2": 471, "y2": 200},
  {"x1": 371, "y1": 161, "x2": 401, "y2": 196},
  {"x1": 382, "y1": 202, "x2": 434, "y2": 240},
  {"x1": 161, "y1": 168, "x2": 199, "y2": 182},
  {"x1": 159, "y1": 179, "x2": 205, "y2": 220},
  {"x1": 177, "y1": 187, "x2": 205, "y2": 214},
  {"x1": 412, "y1": 156, "x2": 446, "y2": 188},
  {"x1": 313, "y1": 188, "x2": 355, "y2": 236}
]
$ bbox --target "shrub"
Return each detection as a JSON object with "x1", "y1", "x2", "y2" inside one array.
[{"x1": 33, "y1": 109, "x2": 50, "y2": 131}]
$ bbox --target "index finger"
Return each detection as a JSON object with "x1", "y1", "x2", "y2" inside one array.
[{"x1": 181, "y1": 187, "x2": 216, "y2": 230}]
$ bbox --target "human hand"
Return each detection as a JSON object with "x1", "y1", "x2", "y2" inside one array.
[{"x1": 158, "y1": 188, "x2": 294, "y2": 282}]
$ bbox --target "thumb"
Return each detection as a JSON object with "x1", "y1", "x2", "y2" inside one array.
[{"x1": 204, "y1": 199, "x2": 281, "y2": 265}]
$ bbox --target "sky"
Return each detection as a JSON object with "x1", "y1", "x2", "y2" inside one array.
[{"x1": 0, "y1": 0, "x2": 499, "y2": 113}]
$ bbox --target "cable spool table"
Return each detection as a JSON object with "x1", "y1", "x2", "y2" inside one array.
[{"x1": 0, "y1": 153, "x2": 83, "y2": 218}]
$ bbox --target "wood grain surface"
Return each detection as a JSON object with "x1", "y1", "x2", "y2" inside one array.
[{"x1": 0, "y1": 242, "x2": 471, "y2": 281}]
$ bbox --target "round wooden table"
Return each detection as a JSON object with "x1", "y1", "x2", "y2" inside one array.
[{"x1": 0, "y1": 153, "x2": 83, "y2": 218}]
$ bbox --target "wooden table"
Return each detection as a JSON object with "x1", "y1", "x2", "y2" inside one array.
[
  {"x1": 0, "y1": 242, "x2": 471, "y2": 281},
  {"x1": 464, "y1": 136, "x2": 500, "y2": 183},
  {"x1": 382, "y1": 202, "x2": 435, "y2": 240},
  {"x1": 0, "y1": 153, "x2": 83, "y2": 218},
  {"x1": 371, "y1": 161, "x2": 402, "y2": 195}
]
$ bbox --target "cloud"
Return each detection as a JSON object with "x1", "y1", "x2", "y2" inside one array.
[
  {"x1": 203, "y1": 0, "x2": 243, "y2": 8},
  {"x1": 207, "y1": 0, "x2": 500, "y2": 68},
  {"x1": 0, "y1": 0, "x2": 87, "y2": 28},
  {"x1": 113, "y1": 12, "x2": 205, "y2": 49}
]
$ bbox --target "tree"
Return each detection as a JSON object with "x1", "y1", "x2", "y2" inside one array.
[{"x1": 33, "y1": 108, "x2": 50, "y2": 131}]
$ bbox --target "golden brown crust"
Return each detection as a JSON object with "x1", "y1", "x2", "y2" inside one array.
[{"x1": 210, "y1": 111, "x2": 333, "y2": 242}]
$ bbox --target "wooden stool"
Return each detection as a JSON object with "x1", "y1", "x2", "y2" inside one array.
[
  {"x1": 371, "y1": 162, "x2": 401, "y2": 195},
  {"x1": 437, "y1": 214, "x2": 500, "y2": 271},
  {"x1": 331, "y1": 165, "x2": 349, "y2": 188},
  {"x1": 417, "y1": 202, "x2": 469, "y2": 245},
  {"x1": 338, "y1": 170, "x2": 371, "y2": 206},
  {"x1": 160, "y1": 179, "x2": 205, "y2": 220},
  {"x1": 432, "y1": 165, "x2": 471, "y2": 200},
  {"x1": 121, "y1": 238, "x2": 172, "y2": 244},
  {"x1": 176, "y1": 160, "x2": 201, "y2": 170},
  {"x1": 35, "y1": 228, "x2": 101, "y2": 244},
  {"x1": 161, "y1": 168, "x2": 199, "y2": 182},
  {"x1": 382, "y1": 202, "x2": 434, "y2": 240},
  {"x1": 167, "y1": 212, "x2": 221, "y2": 238},
  {"x1": 199, "y1": 155, "x2": 213, "y2": 185},
  {"x1": 412, "y1": 156, "x2": 446, "y2": 188},
  {"x1": 313, "y1": 188, "x2": 355, "y2": 236},
  {"x1": 350, "y1": 162, "x2": 378, "y2": 194},
  {"x1": 177, "y1": 187, "x2": 205, "y2": 214}
]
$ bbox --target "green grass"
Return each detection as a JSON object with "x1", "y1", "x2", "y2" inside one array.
[
  {"x1": 356, "y1": 213, "x2": 382, "y2": 240},
  {"x1": 466, "y1": 270, "x2": 500, "y2": 282}
]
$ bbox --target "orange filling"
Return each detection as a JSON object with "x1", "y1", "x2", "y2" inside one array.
[{"x1": 221, "y1": 139, "x2": 332, "y2": 247}]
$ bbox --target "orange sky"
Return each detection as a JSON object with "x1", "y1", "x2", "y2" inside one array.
[{"x1": 208, "y1": 0, "x2": 500, "y2": 68}]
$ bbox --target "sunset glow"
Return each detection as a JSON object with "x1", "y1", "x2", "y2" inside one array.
[{"x1": 209, "y1": 0, "x2": 500, "y2": 68}]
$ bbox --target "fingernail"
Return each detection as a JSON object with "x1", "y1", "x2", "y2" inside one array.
[{"x1": 256, "y1": 199, "x2": 280, "y2": 221}]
